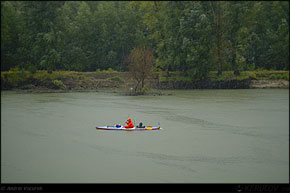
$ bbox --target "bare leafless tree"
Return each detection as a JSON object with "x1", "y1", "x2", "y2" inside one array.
[{"x1": 128, "y1": 47, "x2": 155, "y2": 93}]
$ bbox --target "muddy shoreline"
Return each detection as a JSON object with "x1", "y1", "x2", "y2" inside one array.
[
  {"x1": 1, "y1": 78, "x2": 288, "y2": 93},
  {"x1": 159, "y1": 79, "x2": 289, "y2": 89}
]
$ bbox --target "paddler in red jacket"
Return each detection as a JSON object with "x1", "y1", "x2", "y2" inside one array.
[{"x1": 124, "y1": 118, "x2": 134, "y2": 128}]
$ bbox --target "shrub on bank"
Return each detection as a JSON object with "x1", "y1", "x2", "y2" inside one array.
[
  {"x1": 269, "y1": 73, "x2": 289, "y2": 80},
  {"x1": 160, "y1": 70, "x2": 289, "y2": 82},
  {"x1": 95, "y1": 68, "x2": 117, "y2": 73},
  {"x1": 282, "y1": 73, "x2": 289, "y2": 80},
  {"x1": 51, "y1": 79, "x2": 67, "y2": 90},
  {"x1": 108, "y1": 76, "x2": 123, "y2": 82},
  {"x1": 1, "y1": 68, "x2": 30, "y2": 88}
]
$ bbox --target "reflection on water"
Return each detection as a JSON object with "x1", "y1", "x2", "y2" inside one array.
[{"x1": 1, "y1": 89, "x2": 289, "y2": 183}]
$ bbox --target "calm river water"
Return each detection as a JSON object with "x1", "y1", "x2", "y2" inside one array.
[{"x1": 1, "y1": 89, "x2": 289, "y2": 183}]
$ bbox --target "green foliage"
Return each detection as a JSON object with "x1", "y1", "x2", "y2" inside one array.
[
  {"x1": 1, "y1": 1, "x2": 289, "y2": 76},
  {"x1": 32, "y1": 71, "x2": 51, "y2": 80},
  {"x1": 1, "y1": 1, "x2": 23, "y2": 71},
  {"x1": 269, "y1": 74, "x2": 278, "y2": 80},
  {"x1": 160, "y1": 73, "x2": 193, "y2": 82},
  {"x1": 210, "y1": 71, "x2": 235, "y2": 81},
  {"x1": 248, "y1": 73, "x2": 257, "y2": 80},
  {"x1": 282, "y1": 73, "x2": 289, "y2": 81},
  {"x1": 2, "y1": 67, "x2": 29, "y2": 87},
  {"x1": 108, "y1": 76, "x2": 123, "y2": 82},
  {"x1": 137, "y1": 85, "x2": 152, "y2": 95},
  {"x1": 268, "y1": 73, "x2": 288, "y2": 80},
  {"x1": 78, "y1": 75, "x2": 85, "y2": 80},
  {"x1": 95, "y1": 68, "x2": 117, "y2": 73},
  {"x1": 106, "y1": 68, "x2": 116, "y2": 73},
  {"x1": 6, "y1": 73, "x2": 21, "y2": 87},
  {"x1": 27, "y1": 64, "x2": 37, "y2": 74},
  {"x1": 179, "y1": 2, "x2": 212, "y2": 80},
  {"x1": 51, "y1": 79, "x2": 66, "y2": 90},
  {"x1": 9, "y1": 67, "x2": 20, "y2": 72}
]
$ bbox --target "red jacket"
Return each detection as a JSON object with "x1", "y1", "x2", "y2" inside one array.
[{"x1": 124, "y1": 118, "x2": 134, "y2": 128}]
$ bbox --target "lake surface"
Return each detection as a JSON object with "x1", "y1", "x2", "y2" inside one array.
[{"x1": 1, "y1": 89, "x2": 289, "y2": 183}]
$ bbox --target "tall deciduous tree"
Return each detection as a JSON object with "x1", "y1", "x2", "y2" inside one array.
[
  {"x1": 211, "y1": 1, "x2": 227, "y2": 76},
  {"x1": 179, "y1": 2, "x2": 212, "y2": 80},
  {"x1": 225, "y1": 2, "x2": 248, "y2": 75},
  {"x1": 1, "y1": 1, "x2": 289, "y2": 73},
  {"x1": 19, "y1": 1, "x2": 64, "y2": 72},
  {"x1": 1, "y1": 1, "x2": 23, "y2": 71}
]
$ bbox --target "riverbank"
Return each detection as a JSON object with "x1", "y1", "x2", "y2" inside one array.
[
  {"x1": 1, "y1": 70, "x2": 289, "y2": 92},
  {"x1": 159, "y1": 79, "x2": 289, "y2": 89}
]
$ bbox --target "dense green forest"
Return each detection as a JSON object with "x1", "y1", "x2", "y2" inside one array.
[{"x1": 1, "y1": 1, "x2": 289, "y2": 80}]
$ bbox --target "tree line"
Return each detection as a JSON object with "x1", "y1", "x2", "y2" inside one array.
[{"x1": 1, "y1": 1, "x2": 289, "y2": 79}]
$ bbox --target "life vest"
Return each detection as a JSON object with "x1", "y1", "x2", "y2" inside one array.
[{"x1": 124, "y1": 118, "x2": 134, "y2": 128}]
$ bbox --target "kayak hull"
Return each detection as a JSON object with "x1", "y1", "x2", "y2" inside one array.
[{"x1": 96, "y1": 126, "x2": 161, "y2": 131}]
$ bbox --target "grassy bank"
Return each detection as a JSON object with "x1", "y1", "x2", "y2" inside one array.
[
  {"x1": 1, "y1": 68, "x2": 289, "y2": 91},
  {"x1": 159, "y1": 70, "x2": 289, "y2": 82},
  {"x1": 1, "y1": 68, "x2": 127, "y2": 90},
  {"x1": 158, "y1": 70, "x2": 289, "y2": 89}
]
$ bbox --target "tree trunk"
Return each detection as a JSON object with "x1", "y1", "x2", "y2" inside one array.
[
  {"x1": 134, "y1": 80, "x2": 141, "y2": 93},
  {"x1": 216, "y1": 1, "x2": 223, "y2": 76},
  {"x1": 165, "y1": 68, "x2": 170, "y2": 78},
  {"x1": 141, "y1": 78, "x2": 144, "y2": 89},
  {"x1": 217, "y1": 36, "x2": 222, "y2": 75},
  {"x1": 217, "y1": 56, "x2": 223, "y2": 76},
  {"x1": 232, "y1": 49, "x2": 240, "y2": 76}
]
